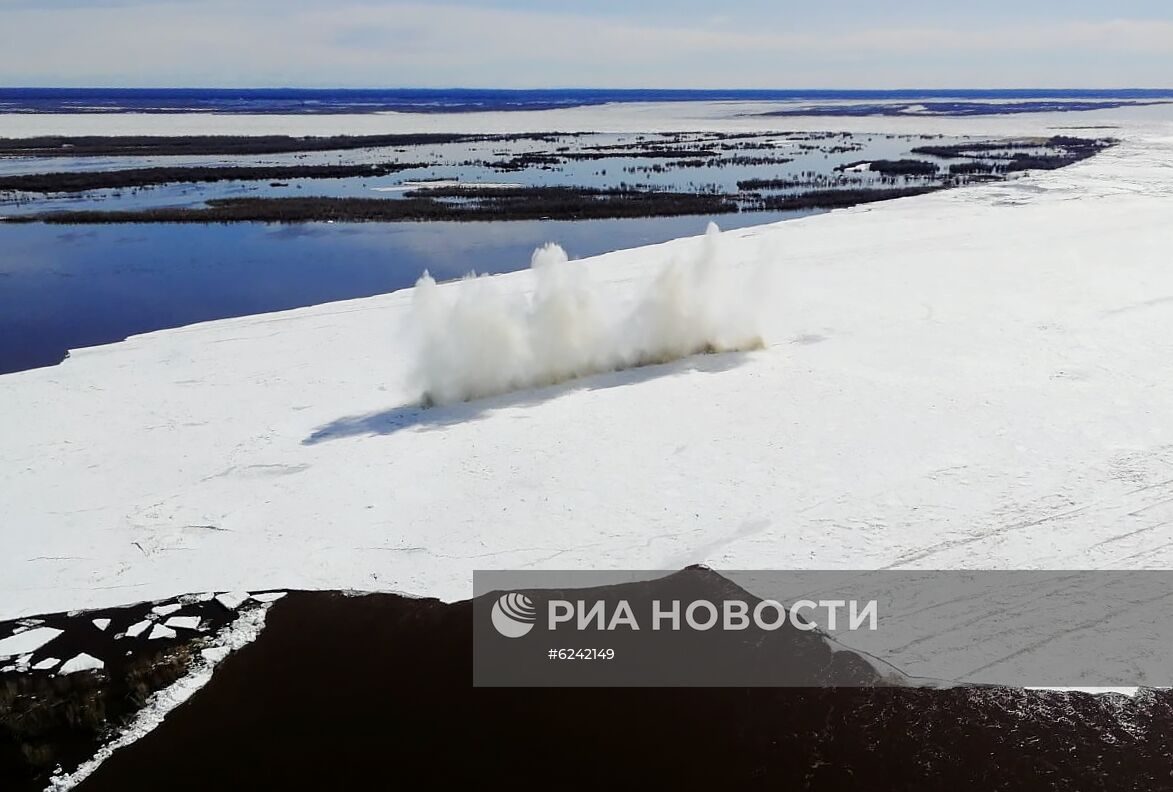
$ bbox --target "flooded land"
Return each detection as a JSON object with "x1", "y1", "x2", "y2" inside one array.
[{"x1": 0, "y1": 131, "x2": 1110, "y2": 223}]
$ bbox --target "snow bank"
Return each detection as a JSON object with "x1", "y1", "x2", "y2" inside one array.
[{"x1": 411, "y1": 223, "x2": 771, "y2": 405}]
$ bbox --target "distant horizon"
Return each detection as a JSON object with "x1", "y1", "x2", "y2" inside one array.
[
  {"x1": 4, "y1": 87, "x2": 1171, "y2": 117},
  {"x1": 4, "y1": 86, "x2": 1173, "y2": 93}
]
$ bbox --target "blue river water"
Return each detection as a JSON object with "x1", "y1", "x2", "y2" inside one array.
[{"x1": 0, "y1": 210, "x2": 813, "y2": 374}]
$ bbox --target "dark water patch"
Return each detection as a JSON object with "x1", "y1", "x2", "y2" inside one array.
[{"x1": 28, "y1": 570, "x2": 1168, "y2": 792}]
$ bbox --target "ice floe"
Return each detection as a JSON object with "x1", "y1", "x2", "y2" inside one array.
[
  {"x1": 0, "y1": 626, "x2": 62, "y2": 657},
  {"x1": 59, "y1": 653, "x2": 104, "y2": 675}
]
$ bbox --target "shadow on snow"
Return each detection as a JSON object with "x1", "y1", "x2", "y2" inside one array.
[{"x1": 302, "y1": 350, "x2": 754, "y2": 445}]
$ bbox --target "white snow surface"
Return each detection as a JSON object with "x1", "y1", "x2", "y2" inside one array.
[{"x1": 3, "y1": 106, "x2": 1173, "y2": 629}]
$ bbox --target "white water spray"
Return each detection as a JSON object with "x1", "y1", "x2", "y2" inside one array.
[{"x1": 410, "y1": 223, "x2": 772, "y2": 406}]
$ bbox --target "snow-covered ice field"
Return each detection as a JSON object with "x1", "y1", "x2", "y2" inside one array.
[{"x1": 2, "y1": 102, "x2": 1173, "y2": 626}]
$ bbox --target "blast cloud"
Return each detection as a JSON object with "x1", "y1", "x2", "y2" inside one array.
[{"x1": 410, "y1": 223, "x2": 771, "y2": 406}]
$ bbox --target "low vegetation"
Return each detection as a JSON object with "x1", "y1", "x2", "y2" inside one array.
[
  {"x1": 0, "y1": 163, "x2": 428, "y2": 193},
  {"x1": 8, "y1": 188, "x2": 739, "y2": 223},
  {"x1": 4, "y1": 183, "x2": 971, "y2": 224},
  {"x1": 910, "y1": 135, "x2": 1112, "y2": 163},
  {"x1": 754, "y1": 186, "x2": 946, "y2": 211},
  {"x1": 866, "y1": 159, "x2": 940, "y2": 176},
  {"x1": 0, "y1": 132, "x2": 574, "y2": 158}
]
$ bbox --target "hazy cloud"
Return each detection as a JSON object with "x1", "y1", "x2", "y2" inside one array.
[{"x1": 0, "y1": 1, "x2": 1170, "y2": 87}]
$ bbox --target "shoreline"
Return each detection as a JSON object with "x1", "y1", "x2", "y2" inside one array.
[
  {"x1": 0, "y1": 131, "x2": 568, "y2": 158},
  {"x1": 3, "y1": 186, "x2": 945, "y2": 224},
  {"x1": 2, "y1": 128, "x2": 1170, "y2": 619}
]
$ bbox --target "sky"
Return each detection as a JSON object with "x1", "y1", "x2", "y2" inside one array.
[{"x1": 1, "y1": 0, "x2": 1171, "y2": 89}]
